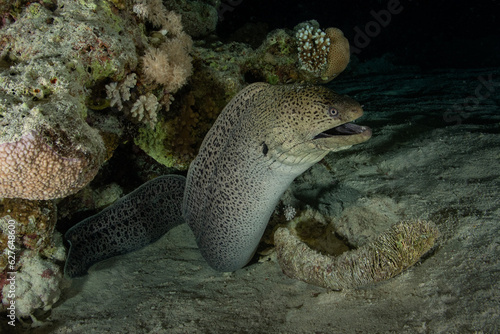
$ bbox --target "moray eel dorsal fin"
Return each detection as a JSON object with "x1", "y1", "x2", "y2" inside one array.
[
  {"x1": 64, "y1": 83, "x2": 371, "y2": 277},
  {"x1": 64, "y1": 175, "x2": 185, "y2": 278}
]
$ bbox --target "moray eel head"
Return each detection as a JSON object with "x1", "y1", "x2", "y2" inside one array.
[
  {"x1": 262, "y1": 84, "x2": 371, "y2": 166},
  {"x1": 309, "y1": 91, "x2": 371, "y2": 150}
]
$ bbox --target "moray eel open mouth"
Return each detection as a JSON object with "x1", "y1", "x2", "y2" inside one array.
[
  {"x1": 312, "y1": 120, "x2": 372, "y2": 151},
  {"x1": 314, "y1": 122, "x2": 370, "y2": 139}
]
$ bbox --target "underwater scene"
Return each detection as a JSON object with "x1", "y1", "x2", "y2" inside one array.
[{"x1": 0, "y1": 0, "x2": 499, "y2": 333}]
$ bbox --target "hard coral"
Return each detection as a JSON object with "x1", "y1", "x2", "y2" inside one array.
[
  {"x1": 130, "y1": 93, "x2": 159, "y2": 128},
  {"x1": 296, "y1": 24, "x2": 331, "y2": 74},
  {"x1": 0, "y1": 199, "x2": 59, "y2": 269},
  {"x1": 242, "y1": 21, "x2": 350, "y2": 85},
  {"x1": 323, "y1": 28, "x2": 350, "y2": 80},
  {"x1": 0, "y1": 0, "x2": 142, "y2": 199},
  {"x1": 2, "y1": 250, "x2": 64, "y2": 318},
  {"x1": 296, "y1": 23, "x2": 350, "y2": 82},
  {"x1": 0, "y1": 199, "x2": 65, "y2": 317},
  {"x1": 0, "y1": 131, "x2": 103, "y2": 200}
]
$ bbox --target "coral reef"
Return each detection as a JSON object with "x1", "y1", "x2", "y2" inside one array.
[
  {"x1": 275, "y1": 220, "x2": 439, "y2": 290},
  {"x1": 0, "y1": 0, "x2": 198, "y2": 196},
  {"x1": 2, "y1": 250, "x2": 64, "y2": 318},
  {"x1": 243, "y1": 21, "x2": 350, "y2": 85},
  {"x1": 0, "y1": 199, "x2": 65, "y2": 317},
  {"x1": 0, "y1": 0, "x2": 141, "y2": 199}
]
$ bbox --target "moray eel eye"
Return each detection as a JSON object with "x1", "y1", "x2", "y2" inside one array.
[{"x1": 328, "y1": 107, "x2": 339, "y2": 117}]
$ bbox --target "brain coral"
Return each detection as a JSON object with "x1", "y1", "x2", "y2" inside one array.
[
  {"x1": 0, "y1": 131, "x2": 103, "y2": 200},
  {"x1": 0, "y1": 94, "x2": 105, "y2": 200}
]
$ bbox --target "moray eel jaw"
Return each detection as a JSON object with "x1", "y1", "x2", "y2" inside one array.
[{"x1": 311, "y1": 114, "x2": 372, "y2": 152}]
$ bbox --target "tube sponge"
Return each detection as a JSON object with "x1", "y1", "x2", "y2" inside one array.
[{"x1": 275, "y1": 220, "x2": 439, "y2": 290}]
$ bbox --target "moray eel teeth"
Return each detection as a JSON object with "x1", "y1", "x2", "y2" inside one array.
[{"x1": 315, "y1": 122, "x2": 369, "y2": 138}]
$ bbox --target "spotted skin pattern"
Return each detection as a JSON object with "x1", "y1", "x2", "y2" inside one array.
[
  {"x1": 183, "y1": 83, "x2": 371, "y2": 271},
  {"x1": 65, "y1": 175, "x2": 185, "y2": 277}
]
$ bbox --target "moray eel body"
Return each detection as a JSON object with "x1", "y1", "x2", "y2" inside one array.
[
  {"x1": 183, "y1": 83, "x2": 371, "y2": 271},
  {"x1": 64, "y1": 175, "x2": 185, "y2": 277},
  {"x1": 64, "y1": 83, "x2": 371, "y2": 277}
]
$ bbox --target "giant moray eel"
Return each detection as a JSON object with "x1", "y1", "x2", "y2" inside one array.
[
  {"x1": 183, "y1": 83, "x2": 371, "y2": 271},
  {"x1": 65, "y1": 82, "x2": 371, "y2": 277}
]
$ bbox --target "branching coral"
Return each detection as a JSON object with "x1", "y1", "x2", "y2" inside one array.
[
  {"x1": 134, "y1": 91, "x2": 200, "y2": 170},
  {"x1": 296, "y1": 24, "x2": 331, "y2": 74},
  {"x1": 130, "y1": 93, "x2": 159, "y2": 128}
]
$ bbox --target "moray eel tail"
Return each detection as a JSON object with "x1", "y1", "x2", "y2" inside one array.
[{"x1": 64, "y1": 175, "x2": 186, "y2": 278}]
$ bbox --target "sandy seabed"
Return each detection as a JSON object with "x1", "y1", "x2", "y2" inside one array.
[{"x1": 7, "y1": 67, "x2": 500, "y2": 333}]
